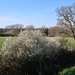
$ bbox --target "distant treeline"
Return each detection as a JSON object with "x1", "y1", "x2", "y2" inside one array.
[{"x1": 0, "y1": 26, "x2": 73, "y2": 37}]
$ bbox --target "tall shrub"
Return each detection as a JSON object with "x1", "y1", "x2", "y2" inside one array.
[
  {"x1": 1, "y1": 30, "x2": 61, "y2": 61},
  {"x1": 1, "y1": 30, "x2": 61, "y2": 75}
]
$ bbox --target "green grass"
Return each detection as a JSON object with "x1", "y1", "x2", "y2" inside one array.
[
  {"x1": 0, "y1": 37, "x2": 15, "y2": 48},
  {"x1": 0, "y1": 36, "x2": 75, "y2": 49},
  {"x1": 64, "y1": 37, "x2": 75, "y2": 49},
  {"x1": 47, "y1": 37, "x2": 75, "y2": 49}
]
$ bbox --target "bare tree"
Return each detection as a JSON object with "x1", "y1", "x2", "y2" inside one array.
[
  {"x1": 6, "y1": 24, "x2": 24, "y2": 29},
  {"x1": 56, "y1": 3, "x2": 75, "y2": 39},
  {"x1": 25, "y1": 25, "x2": 34, "y2": 30}
]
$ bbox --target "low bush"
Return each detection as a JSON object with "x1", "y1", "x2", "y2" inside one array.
[{"x1": 59, "y1": 66, "x2": 75, "y2": 75}]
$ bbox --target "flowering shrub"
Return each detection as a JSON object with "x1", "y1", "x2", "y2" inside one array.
[
  {"x1": 0, "y1": 30, "x2": 64, "y2": 75},
  {"x1": 47, "y1": 37, "x2": 61, "y2": 53},
  {"x1": 1, "y1": 30, "x2": 61, "y2": 61}
]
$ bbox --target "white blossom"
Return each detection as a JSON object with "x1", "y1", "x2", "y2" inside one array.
[{"x1": 1, "y1": 30, "x2": 61, "y2": 61}]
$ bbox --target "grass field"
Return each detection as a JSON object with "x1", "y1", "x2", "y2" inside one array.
[
  {"x1": 0, "y1": 37, "x2": 15, "y2": 48},
  {"x1": 0, "y1": 37, "x2": 75, "y2": 49},
  {"x1": 65, "y1": 37, "x2": 75, "y2": 49},
  {"x1": 47, "y1": 37, "x2": 75, "y2": 49}
]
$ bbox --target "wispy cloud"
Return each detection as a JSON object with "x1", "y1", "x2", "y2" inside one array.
[{"x1": 0, "y1": 17, "x2": 16, "y2": 21}]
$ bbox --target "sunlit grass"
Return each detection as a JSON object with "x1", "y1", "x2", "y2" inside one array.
[
  {"x1": 65, "y1": 37, "x2": 75, "y2": 49},
  {"x1": 47, "y1": 37, "x2": 75, "y2": 49},
  {"x1": 0, "y1": 37, "x2": 15, "y2": 48},
  {"x1": 0, "y1": 36, "x2": 75, "y2": 49}
]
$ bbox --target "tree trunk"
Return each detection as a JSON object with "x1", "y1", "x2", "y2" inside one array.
[{"x1": 71, "y1": 28, "x2": 75, "y2": 39}]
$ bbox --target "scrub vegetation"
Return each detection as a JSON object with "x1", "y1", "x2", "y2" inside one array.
[{"x1": 0, "y1": 30, "x2": 75, "y2": 75}]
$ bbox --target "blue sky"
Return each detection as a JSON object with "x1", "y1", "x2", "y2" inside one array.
[{"x1": 0, "y1": 0, "x2": 75, "y2": 28}]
